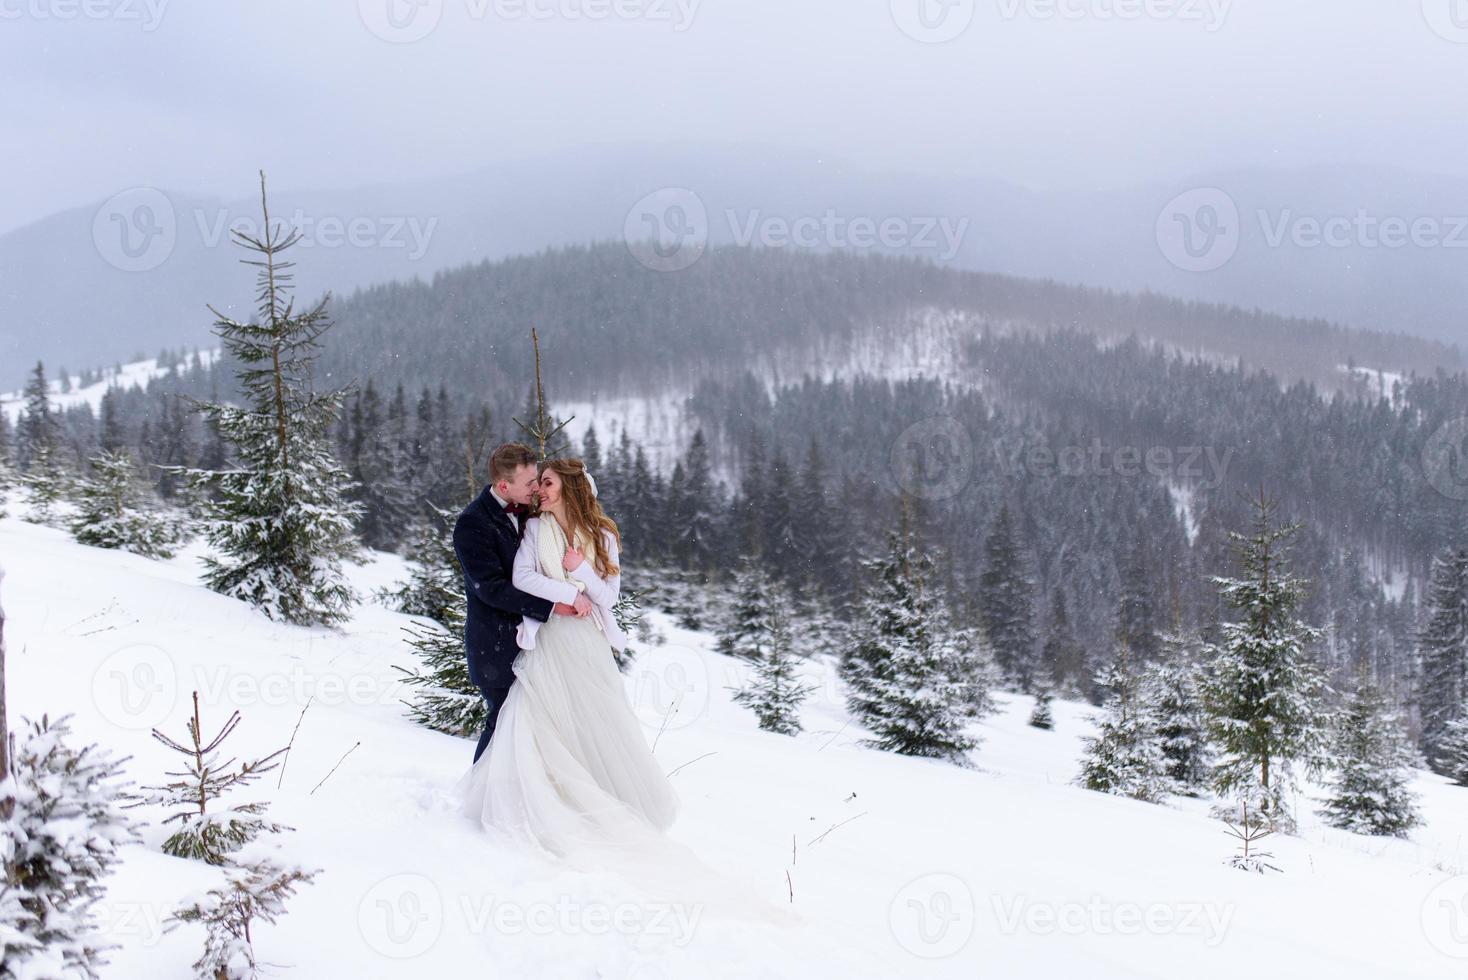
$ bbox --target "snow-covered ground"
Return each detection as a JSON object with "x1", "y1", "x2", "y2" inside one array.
[
  {"x1": 1340, "y1": 363, "x2": 1407, "y2": 402},
  {"x1": 0, "y1": 351, "x2": 219, "y2": 426},
  {"x1": 3, "y1": 509, "x2": 1468, "y2": 978}
]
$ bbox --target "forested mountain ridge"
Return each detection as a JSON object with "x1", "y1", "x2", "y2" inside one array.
[
  {"x1": 8, "y1": 242, "x2": 1466, "y2": 732},
  {"x1": 320, "y1": 242, "x2": 1458, "y2": 398}
]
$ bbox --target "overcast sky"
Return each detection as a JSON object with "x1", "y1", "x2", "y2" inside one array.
[{"x1": 2, "y1": 0, "x2": 1465, "y2": 235}]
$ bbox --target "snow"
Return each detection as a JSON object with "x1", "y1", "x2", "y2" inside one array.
[
  {"x1": 1166, "y1": 480, "x2": 1200, "y2": 544},
  {"x1": 3, "y1": 506, "x2": 1468, "y2": 978},
  {"x1": 0, "y1": 351, "x2": 220, "y2": 426},
  {"x1": 1339, "y1": 363, "x2": 1407, "y2": 402}
]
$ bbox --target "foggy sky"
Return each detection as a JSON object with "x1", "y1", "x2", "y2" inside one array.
[{"x1": 2, "y1": 0, "x2": 1465, "y2": 235}]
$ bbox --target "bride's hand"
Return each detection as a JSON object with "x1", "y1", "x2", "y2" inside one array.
[{"x1": 562, "y1": 546, "x2": 584, "y2": 571}]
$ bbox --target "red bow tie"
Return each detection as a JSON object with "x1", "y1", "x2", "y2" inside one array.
[{"x1": 503, "y1": 501, "x2": 529, "y2": 516}]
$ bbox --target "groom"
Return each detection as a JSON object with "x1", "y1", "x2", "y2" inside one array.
[{"x1": 453, "y1": 442, "x2": 588, "y2": 762}]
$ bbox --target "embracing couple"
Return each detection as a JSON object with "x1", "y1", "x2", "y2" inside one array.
[{"x1": 451, "y1": 442, "x2": 679, "y2": 856}]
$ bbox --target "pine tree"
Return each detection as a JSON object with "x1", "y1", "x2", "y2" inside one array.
[
  {"x1": 1028, "y1": 684, "x2": 1055, "y2": 730},
  {"x1": 181, "y1": 173, "x2": 362, "y2": 627},
  {"x1": 670, "y1": 429, "x2": 719, "y2": 577},
  {"x1": 1117, "y1": 535, "x2": 1161, "y2": 664},
  {"x1": 1076, "y1": 643, "x2": 1168, "y2": 802},
  {"x1": 130, "y1": 692, "x2": 287, "y2": 866},
  {"x1": 841, "y1": 506, "x2": 984, "y2": 763},
  {"x1": 1318, "y1": 670, "x2": 1423, "y2": 838},
  {"x1": 344, "y1": 381, "x2": 414, "y2": 552},
  {"x1": 168, "y1": 860, "x2": 317, "y2": 980},
  {"x1": 1, "y1": 714, "x2": 137, "y2": 979},
  {"x1": 793, "y1": 438, "x2": 843, "y2": 592},
  {"x1": 1201, "y1": 490, "x2": 1330, "y2": 832},
  {"x1": 1418, "y1": 548, "x2": 1468, "y2": 767},
  {"x1": 382, "y1": 506, "x2": 462, "y2": 624},
  {"x1": 0, "y1": 419, "x2": 13, "y2": 520},
  {"x1": 98, "y1": 389, "x2": 126, "y2": 453},
  {"x1": 388, "y1": 505, "x2": 488, "y2": 735},
  {"x1": 17, "y1": 365, "x2": 70, "y2": 526},
  {"x1": 730, "y1": 604, "x2": 816, "y2": 735},
  {"x1": 716, "y1": 559, "x2": 778, "y2": 660},
  {"x1": 1144, "y1": 631, "x2": 1213, "y2": 796},
  {"x1": 1040, "y1": 587, "x2": 1086, "y2": 698},
  {"x1": 979, "y1": 504, "x2": 1038, "y2": 691},
  {"x1": 15, "y1": 361, "x2": 56, "y2": 471},
  {"x1": 1434, "y1": 711, "x2": 1468, "y2": 786},
  {"x1": 20, "y1": 442, "x2": 71, "y2": 528},
  {"x1": 68, "y1": 450, "x2": 185, "y2": 558}
]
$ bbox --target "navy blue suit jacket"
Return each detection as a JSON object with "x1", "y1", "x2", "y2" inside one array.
[{"x1": 452, "y1": 486, "x2": 556, "y2": 689}]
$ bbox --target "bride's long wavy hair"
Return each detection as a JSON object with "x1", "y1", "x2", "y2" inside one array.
[{"x1": 538, "y1": 457, "x2": 621, "y2": 579}]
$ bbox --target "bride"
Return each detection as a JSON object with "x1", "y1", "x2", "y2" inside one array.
[{"x1": 458, "y1": 456, "x2": 680, "y2": 858}]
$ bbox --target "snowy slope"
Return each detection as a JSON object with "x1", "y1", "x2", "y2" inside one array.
[
  {"x1": 0, "y1": 351, "x2": 219, "y2": 426},
  {"x1": 2, "y1": 510, "x2": 1468, "y2": 979}
]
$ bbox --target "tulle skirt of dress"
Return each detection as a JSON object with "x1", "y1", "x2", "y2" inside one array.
[
  {"x1": 457, "y1": 614, "x2": 797, "y2": 926},
  {"x1": 458, "y1": 612, "x2": 680, "y2": 862}
]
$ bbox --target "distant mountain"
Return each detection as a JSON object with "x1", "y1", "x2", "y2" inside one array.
[
  {"x1": 2, "y1": 144, "x2": 1463, "y2": 386},
  {"x1": 314, "y1": 243, "x2": 1457, "y2": 404}
]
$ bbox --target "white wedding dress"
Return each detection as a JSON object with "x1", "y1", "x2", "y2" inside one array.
[
  {"x1": 456, "y1": 515, "x2": 794, "y2": 926},
  {"x1": 458, "y1": 517, "x2": 679, "y2": 859}
]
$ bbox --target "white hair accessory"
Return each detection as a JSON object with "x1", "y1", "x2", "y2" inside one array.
[{"x1": 584, "y1": 469, "x2": 599, "y2": 498}]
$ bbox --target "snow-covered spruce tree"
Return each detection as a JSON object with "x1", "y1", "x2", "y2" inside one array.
[
  {"x1": 1417, "y1": 548, "x2": 1468, "y2": 768},
  {"x1": 1435, "y1": 710, "x2": 1468, "y2": 786},
  {"x1": 1318, "y1": 670, "x2": 1423, "y2": 838},
  {"x1": 979, "y1": 503, "x2": 1039, "y2": 692},
  {"x1": 1076, "y1": 642, "x2": 1168, "y2": 802},
  {"x1": 1, "y1": 714, "x2": 137, "y2": 979},
  {"x1": 68, "y1": 449, "x2": 186, "y2": 558},
  {"x1": 1028, "y1": 684, "x2": 1055, "y2": 730},
  {"x1": 169, "y1": 859, "x2": 317, "y2": 980},
  {"x1": 15, "y1": 361, "x2": 55, "y2": 472},
  {"x1": 342, "y1": 380, "x2": 415, "y2": 553},
  {"x1": 716, "y1": 558, "x2": 778, "y2": 661},
  {"x1": 1200, "y1": 491, "x2": 1330, "y2": 833},
  {"x1": 1040, "y1": 587, "x2": 1087, "y2": 700},
  {"x1": 730, "y1": 603, "x2": 816, "y2": 735},
  {"x1": 0, "y1": 415, "x2": 14, "y2": 518},
  {"x1": 387, "y1": 506, "x2": 488, "y2": 736},
  {"x1": 130, "y1": 692, "x2": 287, "y2": 866},
  {"x1": 841, "y1": 506, "x2": 982, "y2": 763},
  {"x1": 381, "y1": 505, "x2": 462, "y2": 624},
  {"x1": 1222, "y1": 799, "x2": 1280, "y2": 874},
  {"x1": 21, "y1": 442, "x2": 71, "y2": 528},
  {"x1": 1144, "y1": 631, "x2": 1213, "y2": 796},
  {"x1": 396, "y1": 614, "x2": 486, "y2": 737},
  {"x1": 181, "y1": 173, "x2": 362, "y2": 627}
]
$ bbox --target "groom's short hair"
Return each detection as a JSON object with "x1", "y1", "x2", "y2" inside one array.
[{"x1": 489, "y1": 442, "x2": 538, "y2": 483}]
